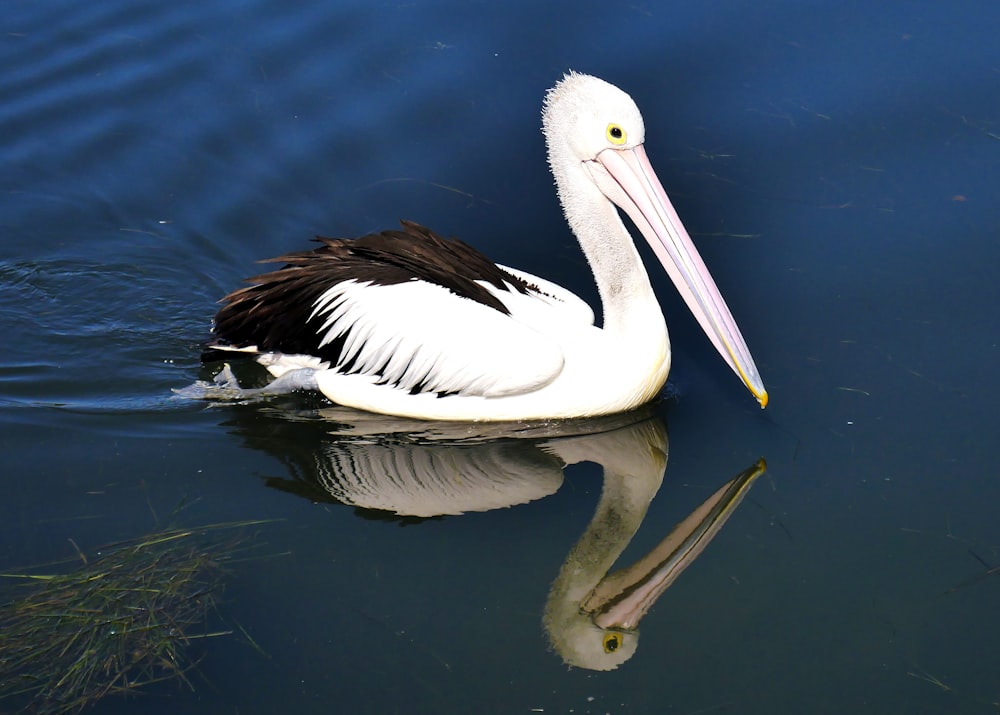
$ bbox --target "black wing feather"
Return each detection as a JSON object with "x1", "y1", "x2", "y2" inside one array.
[{"x1": 209, "y1": 221, "x2": 534, "y2": 368}]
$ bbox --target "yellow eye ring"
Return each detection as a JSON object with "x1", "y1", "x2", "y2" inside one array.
[
  {"x1": 602, "y1": 632, "x2": 622, "y2": 653},
  {"x1": 606, "y1": 123, "x2": 626, "y2": 145}
]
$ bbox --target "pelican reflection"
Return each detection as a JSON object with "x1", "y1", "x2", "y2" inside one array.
[{"x1": 224, "y1": 404, "x2": 764, "y2": 670}]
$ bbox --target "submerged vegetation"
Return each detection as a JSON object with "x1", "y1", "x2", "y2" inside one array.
[{"x1": 0, "y1": 520, "x2": 272, "y2": 715}]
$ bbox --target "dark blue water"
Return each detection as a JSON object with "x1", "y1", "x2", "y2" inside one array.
[{"x1": 3, "y1": 1, "x2": 999, "y2": 713}]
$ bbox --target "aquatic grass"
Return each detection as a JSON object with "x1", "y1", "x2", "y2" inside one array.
[{"x1": 0, "y1": 521, "x2": 273, "y2": 715}]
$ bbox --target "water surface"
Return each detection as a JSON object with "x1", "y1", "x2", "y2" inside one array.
[{"x1": 2, "y1": 1, "x2": 999, "y2": 713}]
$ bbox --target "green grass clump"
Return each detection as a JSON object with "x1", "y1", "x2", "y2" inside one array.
[{"x1": 0, "y1": 521, "x2": 269, "y2": 714}]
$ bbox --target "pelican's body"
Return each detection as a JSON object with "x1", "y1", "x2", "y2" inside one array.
[{"x1": 199, "y1": 73, "x2": 767, "y2": 420}]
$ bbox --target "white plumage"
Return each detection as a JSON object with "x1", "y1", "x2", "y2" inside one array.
[{"x1": 307, "y1": 278, "x2": 566, "y2": 397}]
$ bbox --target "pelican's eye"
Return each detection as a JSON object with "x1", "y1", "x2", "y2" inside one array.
[
  {"x1": 602, "y1": 632, "x2": 622, "y2": 653},
  {"x1": 606, "y1": 123, "x2": 626, "y2": 145}
]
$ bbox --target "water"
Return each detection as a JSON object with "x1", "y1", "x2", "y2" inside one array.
[{"x1": 2, "y1": 0, "x2": 999, "y2": 712}]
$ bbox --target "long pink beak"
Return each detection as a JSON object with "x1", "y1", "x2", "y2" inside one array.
[
  {"x1": 593, "y1": 145, "x2": 767, "y2": 408},
  {"x1": 584, "y1": 458, "x2": 766, "y2": 630}
]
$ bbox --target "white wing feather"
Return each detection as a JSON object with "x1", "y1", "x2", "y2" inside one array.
[
  {"x1": 310, "y1": 279, "x2": 567, "y2": 397},
  {"x1": 495, "y1": 264, "x2": 595, "y2": 326}
]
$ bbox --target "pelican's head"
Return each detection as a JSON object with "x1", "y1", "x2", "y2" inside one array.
[
  {"x1": 546, "y1": 618, "x2": 640, "y2": 672},
  {"x1": 542, "y1": 71, "x2": 646, "y2": 162},
  {"x1": 542, "y1": 72, "x2": 768, "y2": 408}
]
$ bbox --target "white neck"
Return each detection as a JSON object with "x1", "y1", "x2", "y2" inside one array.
[{"x1": 551, "y1": 157, "x2": 663, "y2": 335}]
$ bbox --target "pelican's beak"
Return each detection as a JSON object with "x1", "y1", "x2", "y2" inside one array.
[
  {"x1": 583, "y1": 458, "x2": 766, "y2": 630},
  {"x1": 590, "y1": 146, "x2": 768, "y2": 408}
]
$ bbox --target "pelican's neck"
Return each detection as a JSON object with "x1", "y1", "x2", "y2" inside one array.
[
  {"x1": 545, "y1": 424, "x2": 667, "y2": 602},
  {"x1": 549, "y1": 440, "x2": 667, "y2": 613},
  {"x1": 551, "y1": 158, "x2": 661, "y2": 334},
  {"x1": 541, "y1": 419, "x2": 668, "y2": 670}
]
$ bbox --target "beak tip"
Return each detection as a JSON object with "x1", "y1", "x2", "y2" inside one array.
[{"x1": 756, "y1": 389, "x2": 768, "y2": 409}]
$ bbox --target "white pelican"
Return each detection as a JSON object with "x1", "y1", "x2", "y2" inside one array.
[{"x1": 194, "y1": 72, "x2": 767, "y2": 420}]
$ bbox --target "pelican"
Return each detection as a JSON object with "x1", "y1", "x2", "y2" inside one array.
[{"x1": 192, "y1": 72, "x2": 767, "y2": 420}]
